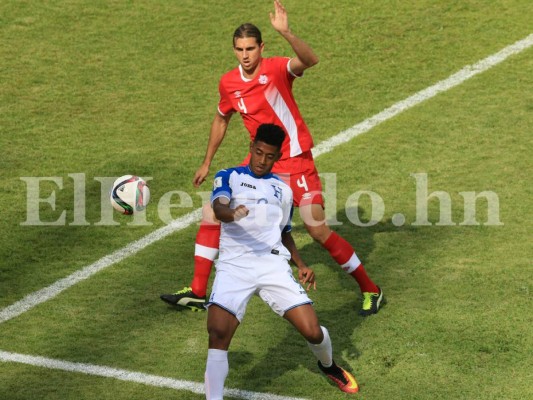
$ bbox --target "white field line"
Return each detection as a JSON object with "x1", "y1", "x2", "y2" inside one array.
[
  {"x1": 0, "y1": 209, "x2": 203, "y2": 324},
  {"x1": 312, "y1": 33, "x2": 533, "y2": 157},
  {"x1": 1, "y1": 33, "x2": 532, "y2": 326},
  {"x1": 0, "y1": 350, "x2": 309, "y2": 400}
]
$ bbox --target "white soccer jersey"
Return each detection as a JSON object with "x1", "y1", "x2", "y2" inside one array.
[{"x1": 211, "y1": 165, "x2": 294, "y2": 262}]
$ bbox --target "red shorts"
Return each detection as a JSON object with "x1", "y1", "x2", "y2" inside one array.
[{"x1": 240, "y1": 150, "x2": 324, "y2": 207}]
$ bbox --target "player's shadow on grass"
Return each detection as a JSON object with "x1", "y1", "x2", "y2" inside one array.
[
  {"x1": 294, "y1": 206, "x2": 417, "y2": 302},
  {"x1": 235, "y1": 207, "x2": 417, "y2": 393},
  {"x1": 232, "y1": 302, "x2": 362, "y2": 393}
]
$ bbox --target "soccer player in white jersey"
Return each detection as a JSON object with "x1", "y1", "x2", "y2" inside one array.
[
  {"x1": 204, "y1": 124, "x2": 359, "y2": 398},
  {"x1": 161, "y1": 0, "x2": 384, "y2": 317}
]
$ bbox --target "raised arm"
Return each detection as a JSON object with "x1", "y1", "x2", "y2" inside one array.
[
  {"x1": 192, "y1": 112, "x2": 232, "y2": 188},
  {"x1": 269, "y1": 0, "x2": 319, "y2": 76}
]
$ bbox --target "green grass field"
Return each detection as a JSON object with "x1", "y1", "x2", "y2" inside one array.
[{"x1": 1, "y1": 1, "x2": 532, "y2": 399}]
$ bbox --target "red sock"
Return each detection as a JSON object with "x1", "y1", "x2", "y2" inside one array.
[
  {"x1": 190, "y1": 223, "x2": 221, "y2": 297},
  {"x1": 350, "y1": 266, "x2": 378, "y2": 294},
  {"x1": 322, "y1": 232, "x2": 378, "y2": 293}
]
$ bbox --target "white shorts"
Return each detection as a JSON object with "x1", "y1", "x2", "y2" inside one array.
[{"x1": 206, "y1": 253, "x2": 313, "y2": 322}]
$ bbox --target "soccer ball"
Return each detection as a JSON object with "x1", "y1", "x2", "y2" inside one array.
[{"x1": 110, "y1": 175, "x2": 150, "y2": 215}]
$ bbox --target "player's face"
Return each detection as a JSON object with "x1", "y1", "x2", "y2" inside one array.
[
  {"x1": 233, "y1": 37, "x2": 264, "y2": 76},
  {"x1": 249, "y1": 141, "x2": 281, "y2": 177}
]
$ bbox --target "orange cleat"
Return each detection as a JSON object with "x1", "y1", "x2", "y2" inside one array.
[{"x1": 318, "y1": 360, "x2": 359, "y2": 394}]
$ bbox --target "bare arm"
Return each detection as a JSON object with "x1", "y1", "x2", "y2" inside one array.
[
  {"x1": 212, "y1": 197, "x2": 249, "y2": 223},
  {"x1": 282, "y1": 230, "x2": 316, "y2": 290},
  {"x1": 192, "y1": 112, "x2": 232, "y2": 187},
  {"x1": 269, "y1": 0, "x2": 319, "y2": 76}
]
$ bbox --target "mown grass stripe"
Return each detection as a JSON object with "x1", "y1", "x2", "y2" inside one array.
[
  {"x1": 312, "y1": 33, "x2": 533, "y2": 157},
  {"x1": 1, "y1": 33, "x2": 531, "y2": 326},
  {"x1": 0, "y1": 209, "x2": 202, "y2": 324}
]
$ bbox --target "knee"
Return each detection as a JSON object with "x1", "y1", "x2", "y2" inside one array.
[
  {"x1": 305, "y1": 224, "x2": 331, "y2": 245},
  {"x1": 207, "y1": 325, "x2": 231, "y2": 349},
  {"x1": 302, "y1": 324, "x2": 324, "y2": 345},
  {"x1": 207, "y1": 323, "x2": 226, "y2": 341}
]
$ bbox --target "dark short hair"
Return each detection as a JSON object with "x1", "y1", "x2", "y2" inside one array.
[
  {"x1": 233, "y1": 23, "x2": 262, "y2": 47},
  {"x1": 254, "y1": 124, "x2": 285, "y2": 150}
]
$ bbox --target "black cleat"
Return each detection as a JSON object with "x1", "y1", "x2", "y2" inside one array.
[{"x1": 160, "y1": 286, "x2": 206, "y2": 311}]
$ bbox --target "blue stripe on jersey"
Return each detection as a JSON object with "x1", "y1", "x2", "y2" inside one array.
[{"x1": 282, "y1": 206, "x2": 294, "y2": 234}]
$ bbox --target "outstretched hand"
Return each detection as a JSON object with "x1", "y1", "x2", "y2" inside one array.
[
  {"x1": 299, "y1": 266, "x2": 316, "y2": 291},
  {"x1": 192, "y1": 164, "x2": 209, "y2": 188},
  {"x1": 269, "y1": 0, "x2": 289, "y2": 34}
]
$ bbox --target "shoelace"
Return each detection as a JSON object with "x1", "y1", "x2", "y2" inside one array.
[{"x1": 174, "y1": 287, "x2": 192, "y2": 295}]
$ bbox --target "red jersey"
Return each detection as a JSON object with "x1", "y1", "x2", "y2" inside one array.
[{"x1": 217, "y1": 57, "x2": 314, "y2": 159}]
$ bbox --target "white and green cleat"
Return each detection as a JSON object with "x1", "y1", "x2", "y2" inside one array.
[
  {"x1": 160, "y1": 286, "x2": 206, "y2": 312},
  {"x1": 359, "y1": 287, "x2": 385, "y2": 316}
]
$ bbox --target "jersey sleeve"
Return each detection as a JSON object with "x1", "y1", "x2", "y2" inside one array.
[
  {"x1": 275, "y1": 56, "x2": 299, "y2": 83},
  {"x1": 217, "y1": 78, "x2": 235, "y2": 116},
  {"x1": 281, "y1": 206, "x2": 293, "y2": 234},
  {"x1": 286, "y1": 57, "x2": 304, "y2": 79},
  {"x1": 211, "y1": 169, "x2": 232, "y2": 204},
  {"x1": 281, "y1": 186, "x2": 294, "y2": 234}
]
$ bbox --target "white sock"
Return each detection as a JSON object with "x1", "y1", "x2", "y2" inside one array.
[
  {"x1": 307, "y1": 326, "x2": 333, "y2": 368},
  {"x1": 341, "y1": 253, "x2": 362, "y2": 274},
  {"x1": 205, "y1": 349, "x2": 228, "y2": 400}
]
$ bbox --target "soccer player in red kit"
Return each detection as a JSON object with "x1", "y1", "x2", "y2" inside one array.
[{"x1": 161, "y1": 0, "x2": 384, "y2": 316}]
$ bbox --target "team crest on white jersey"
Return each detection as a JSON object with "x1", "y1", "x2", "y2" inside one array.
[
  {"x1": 258, "y1": 75, "x2": 268, "y2": 84},
  {"x1": 271, "y1": 185, "x2": 283, "y2": 200}
]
